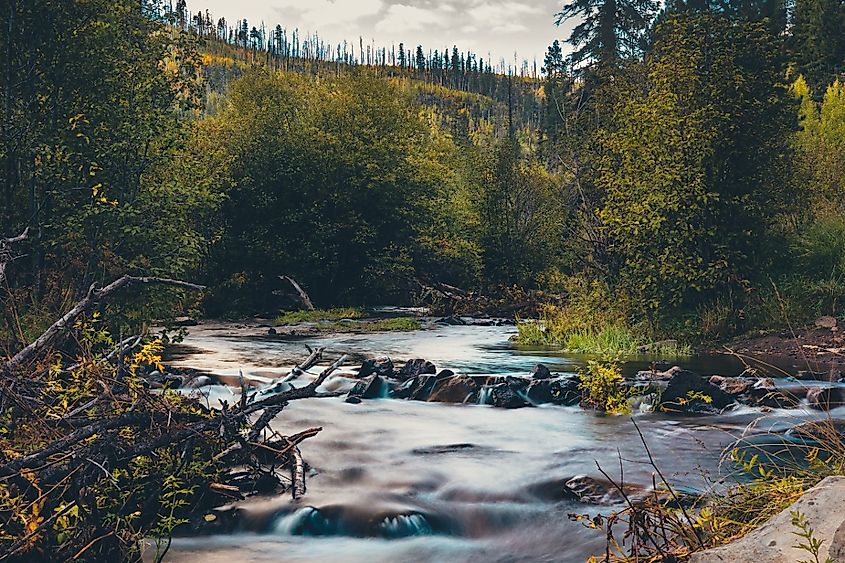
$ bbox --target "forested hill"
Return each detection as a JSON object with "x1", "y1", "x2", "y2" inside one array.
[
  {"x1": 150, "y1": 1, "x2": 547, "y2": 143},
  {"x1": 200, "y1": 37, "x2": 545, "y2": 146}
]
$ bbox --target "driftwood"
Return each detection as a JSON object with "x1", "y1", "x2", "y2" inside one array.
[
  {"x1": 0, "y1": 271, "x2": 347, "y2": 561},
  {"x1": 0, "y1": 227, "x2": 28, "y2": 285},
  {"x1": 279, "y1": 275, "x2": 315, "y2": 310}
]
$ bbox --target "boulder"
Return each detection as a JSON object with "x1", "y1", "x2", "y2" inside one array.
[
  {"x1": 659, "y1": 369, "x2": 735, "y2": 412},
  {"x1": 487, "y1": 382, "x2": 530, "y2": 409},
  {"x1": 747, "y1": 378, "x2": 799, "y2": 409},
  {"x1": 709, "y1": 375, "x2": 753, "y2": 396},
  {"x1": 526, "y1": 376, "x2": 581, "y2": 406},
  {"x1": 396, "y1": 359, "x2": 437, "y2": 381},
  {"x1": 807, "y1": 387, "x2": 845, "y2": 411},
  {"x1": 390, "y1": 375, "x2": 440, "y2": 402},
  {"x1": 348, "y1": 375, "x2": 389, "y2": 400},
  {"x1": 357, "y1": 357, "x2": 395, "y2": 378},
  {"x1": 690, "y1": 477, "x2": 845, "y2": 563},
  {"x1": 530, "y1": 364, "x2": 553, "y2": 380},
  {"x1": 428, "y1": 375, "x2": 479, "y2": 404},
  {"x1": 636, "y1": 365, "x2": 685, "y2": 381}
]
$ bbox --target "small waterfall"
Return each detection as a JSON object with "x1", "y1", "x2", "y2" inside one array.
[
  {"x1": 378, "y1": 513, "x2": 434, "y2": 538},
  {"x1": 274, "y1": 507, "x2": 333, "y2": 536},
  {"x1": 477, "y1": 387, "x2": 493, "y2": 405}
]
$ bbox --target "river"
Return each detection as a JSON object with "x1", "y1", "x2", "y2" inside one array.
[{"x1": 164, "y1": 322, "x2": 842, "y2": 562}]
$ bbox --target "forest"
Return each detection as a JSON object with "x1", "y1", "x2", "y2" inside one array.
[{"x1": 1, "y1": 0, "x2": 845, "y2": 560}]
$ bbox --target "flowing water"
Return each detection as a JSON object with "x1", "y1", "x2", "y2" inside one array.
[{"x1": 165, "y1": 322, "x2": 844, "y2": 563}]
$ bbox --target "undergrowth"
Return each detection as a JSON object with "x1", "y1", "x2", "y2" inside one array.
[
  {"x1": 517, "y1": 305, "x2": 691, "y2": 356},
  {"x1": 578, "y1": 359, "x2": 632, "y2": 414}
]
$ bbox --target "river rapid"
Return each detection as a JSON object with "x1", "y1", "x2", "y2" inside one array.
[{"x1": 164, "y1": 322, "x2": 844, "y2": 563}]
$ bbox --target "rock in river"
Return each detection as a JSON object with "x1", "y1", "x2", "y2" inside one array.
[
  {"x1": 807, "y1": 386, "x2": 845, "y2": 411},
  {"x1": 659, "y1": 368, "x2": 735, "y2": 412},
  {"x1": 427, "y1": 375, "x2": 479, "y2": 404},
  {"x1": 396, "y1": 359, "x2": 437, "y2": 381},
  {"x1": 530, "y1": 364, "x2": 553, "y2": 380}
]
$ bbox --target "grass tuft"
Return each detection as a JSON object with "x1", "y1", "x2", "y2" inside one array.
[
  {"x1": 324, "y1": 317, "x2": 422, "y2": 333},
  {"x1": 276, "y1": 308, "x2": 364, "y2": 324}
]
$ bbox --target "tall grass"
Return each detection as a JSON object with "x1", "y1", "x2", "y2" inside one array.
[{"x1": 517, "y1": 306, "x2": 690, "y2": 356}]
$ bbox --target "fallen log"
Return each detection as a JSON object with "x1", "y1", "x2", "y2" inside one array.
[{"x1": 2, "y1": 275, "x2": 205, "y2": 377}]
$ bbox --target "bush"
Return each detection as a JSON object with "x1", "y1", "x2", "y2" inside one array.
[{"x1": 578, "y1": 360, "x2": 632, "y2": 414}]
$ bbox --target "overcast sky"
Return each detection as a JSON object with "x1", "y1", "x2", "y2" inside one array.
[{"x1": 189, "y1": 0, "x2": 573, "y2": 65}]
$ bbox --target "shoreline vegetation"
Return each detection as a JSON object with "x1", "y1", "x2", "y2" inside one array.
[{"x1": 2, "y1": 0, "x2": 845, "y2": 561}]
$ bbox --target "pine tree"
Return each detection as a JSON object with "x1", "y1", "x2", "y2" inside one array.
[
  {"x1": 556, "y1": 0, "x2": 658, "y2": 68},
  {"x1": 790, "y1": 0, "x2": 845, "y2": 91}
]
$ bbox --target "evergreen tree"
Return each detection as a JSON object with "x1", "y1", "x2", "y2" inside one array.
[
  {"x1": 789, "y1": 0, "x2": 845, "y2": 91},
  {"x1": 556, "y1": 0, "x2": 658, "y2": 68},
  {"x1": 415, "y1": 45, "x2": 426, "y2": 72}
]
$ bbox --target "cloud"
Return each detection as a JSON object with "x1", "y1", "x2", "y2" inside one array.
[
  {"x1": 491, "y1": 22, "x2": 529, "y2": 34},
  {"x1": 272, "y1": 0, "x2": 384, "y2": 28},
  {"x1": 374, "y1": 4, "x2": 448, "y2": 34}
]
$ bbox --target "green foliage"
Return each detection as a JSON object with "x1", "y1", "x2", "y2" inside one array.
[
  {"x1": 789, "y1": 0, "x2": 845, "y2": 91},
  {"x1": 275, "y1": 308, "x2": 364, "y2": 324},
  {"x1": 578, "y1": 359, "x2": 632, "y2": 414},
  {"x1": 324, "y1": 317, "x2": 422, "y2": 333},
  {"x1": 0, "y1": 0, "x2": 224, "y2": 330},
  {"x1": 591, "y1": 13, "x2": 795, "y2": 323},
  {"x1": 480, "y1": 138, "x2": 568, "y2": 289},
  {"x1": 0, "y1": 319, "x2": 225, "y2": 561},
  {"x1": 205, "y1": 68, "x2": 485, "y2": 312},
  {"x1": 791, "y1": 510, "x2": 834, "y2": 563}
]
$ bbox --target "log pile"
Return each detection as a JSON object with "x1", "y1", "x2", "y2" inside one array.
[{"x1": 0, "y1": 236, "x2": 339, "y2": 561}]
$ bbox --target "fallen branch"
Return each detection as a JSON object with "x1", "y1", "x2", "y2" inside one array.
[
  {"x1": 0, "y1": 227, "x2": 28, "y2": 284},
  {"x1": 2, "y1": 275, "x2": 205, "y2": 376},
  {"x1": 290, "y1": 445, "x2": 306, "y2": 500},
  {"x1": 279, "y1": 275, "x2": 315, "y2": 311}
]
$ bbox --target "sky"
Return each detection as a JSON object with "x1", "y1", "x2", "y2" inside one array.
[{"x1": 188, "y1": 0, "x2": 573, "y2": 66}]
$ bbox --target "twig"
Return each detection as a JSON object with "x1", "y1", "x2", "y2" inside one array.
[{"x1": 631, "y1": 417, "x2": 705, "y2": 549}]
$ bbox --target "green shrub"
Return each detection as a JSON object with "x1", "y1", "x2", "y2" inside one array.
[{"x1": 578, "y1": 360, "x2": 632, "y2": 414}]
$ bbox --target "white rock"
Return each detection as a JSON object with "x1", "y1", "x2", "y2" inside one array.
[{"x1": 691, "y1": 476, "x2": 845, "y2": 562}]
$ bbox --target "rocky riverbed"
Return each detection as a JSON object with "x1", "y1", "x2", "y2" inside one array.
[{"x1": 155, "y1": 319, "x2": 845, "y2": 563}]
